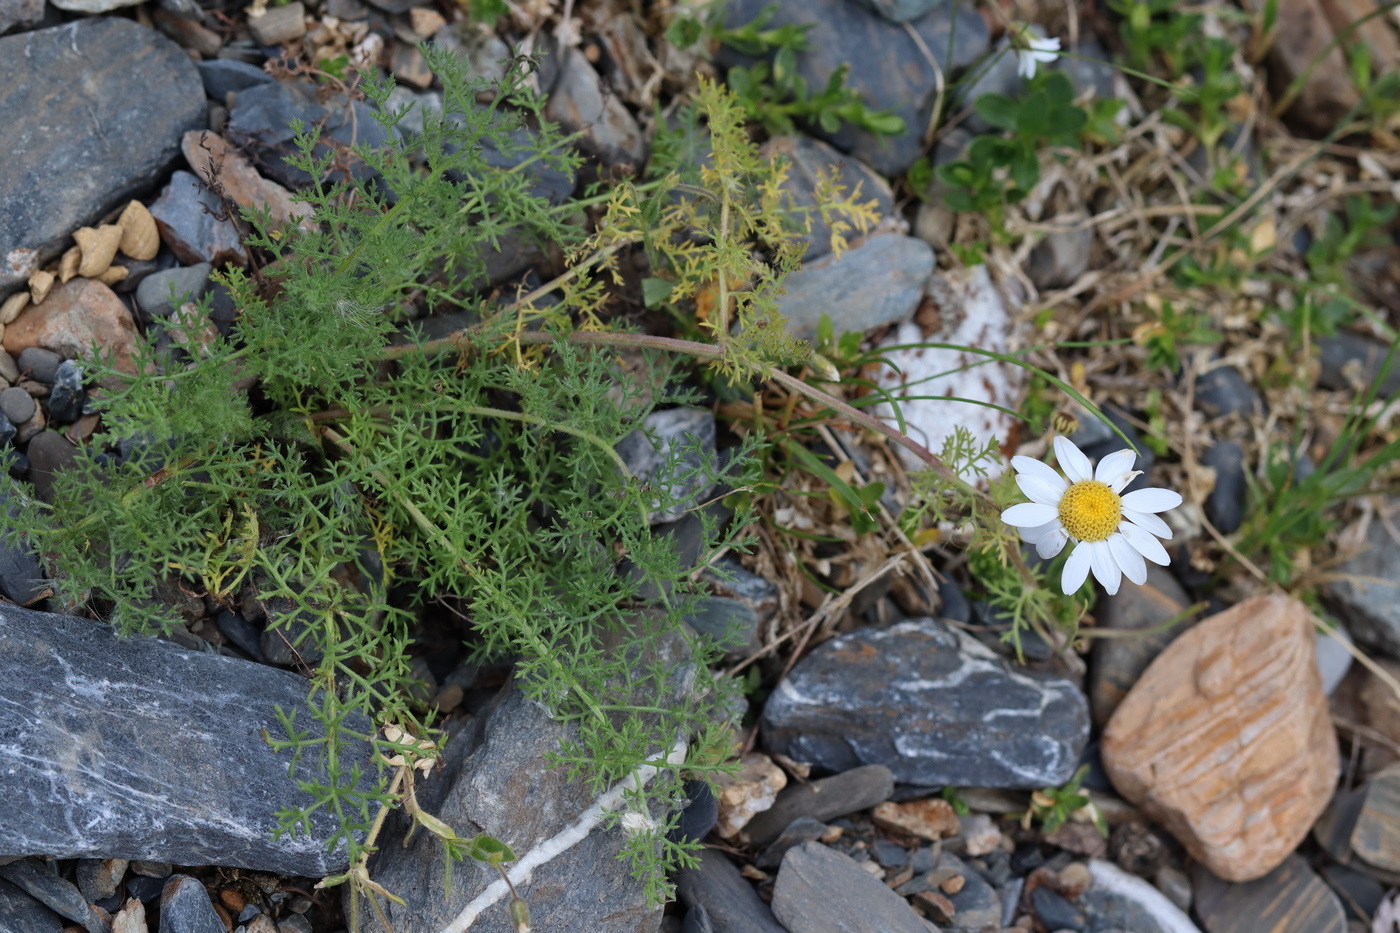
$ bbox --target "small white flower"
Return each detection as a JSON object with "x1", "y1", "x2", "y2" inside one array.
[
  {"x1": 1014, "y1": 33, "x2": 1061, "y2": 80},
  {"x1": 1000, "y1": 436, "x2": 1182, "y2": 596}
]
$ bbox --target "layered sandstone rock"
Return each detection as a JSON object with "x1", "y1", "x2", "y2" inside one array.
[{"x1": 1103, "y1": 595, "x2": 1339, "y2": 882}]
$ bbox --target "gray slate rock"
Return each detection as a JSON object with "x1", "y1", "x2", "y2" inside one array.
[
  {"x1": 159, "y1": 875, "x2": 224, "y2": 933},
  {"x1": 0, "y1": 0, "x2": 46, "y2": 35},
  {"x1": 761, "y1": 136, "x2": 893, "y2": 260},
  {"x1": 937, "y1": 851, "x2": 1000, "y2": 932},
  {"x1": 135, "y1": 263, "x2": 214, "y2": 321},
  {"x1": 1325, "y1": 497, "x2": 1400, "y2": 660},
  {"x1": 0, "y1": 603, "x2": 371, "y2": 874},
  {"x1": 0, "y1": 18, "x2": 205, "y2": 292},
  {"x1": 761, "y1": 618, "x2": 1089, "y2": 788},
  {"x1": 772, "y1": 842, "x2": 933, "y2": 933},
  {"x1": 76, "y1": 859, "x2": 127, "y2": 903},
  {"x1": 0, "y1": 878, "x2": 63, "y2": 933},
  {"x1": 226, "y1": 80, "x2": 394, "y2": 189},
  {"x1": 24, "y1": 430, "x2": 76, "y2": 502},
  {"x1": 676, "y1": 848, "x2": 786, "y2": 933},
  {"x1": 720, "y1": 0, "x2": 989, "y2": 175},
  {"x1": 684, "y1": 596, "x2": 760, "y2": 658},
  {"x1": 755, "y1": 816, "x2": 828, "y2": 869},
  {"x1": 544, "y1": 46, "x2": 645, "y2": 166},
  {"x1": 1193, "y1": 855, "x2": 1345, "y2": 933},
  {"x1": 196, "y1": 59, "x2": 275, "y2": 102},
  {"x1": 0, "y1": 859, "x2": 97, "y2": 930},
  {"x1": 358, "y1": 627, "x2": 695, "y2": 932},
  {"x1": 148, "y1": 171, "x2": 248, "y2": 267},
  {"x1": 778, "y1": 233, "x2": 933, "y2": 341},
  {"x1": 1027, "y1": 222, "x2": 1094, "y2": 290},
  {"x1": 742, "y1": 765, "x2": 894, "y2": 847},
  {"x1": 616, "y1": 407, "x2": 718, "y2": 523}
]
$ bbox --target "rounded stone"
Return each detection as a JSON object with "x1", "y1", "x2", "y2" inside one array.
[{"x1": 0, "y1": 387, "x2": 35, "y2": 425}]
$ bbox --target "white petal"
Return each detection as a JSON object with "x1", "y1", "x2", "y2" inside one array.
[
  {"x1": 1030, "y1": 36, "x2": 1061, "y2": 54},
  {"x1": 1123, "y1": 509, "x2": 1172, "y2": 540},
  {"x1": 1036, "y1": 526, "x2": 1068, "y2": 560},
  {"x1": 1120, "y1": 521, "x2": 1171, "y2": 566},
  {"x1": 1094, "y1": 449, "x2": 1137, "y2": 486},
  {"x1": 1015, "y1": 51, "x2": 1036, "y2": 79},
  {"x1": 1017, "y1": 520, "x2": 1057, "y2": 544},
  {"x1": 1108, "y1": 532, "x2": 1147, "y2": 585},
  {"x1": 1089, "y1": 540, "x2": 1122, "y2": 595},
  {"x1": 1002, "y1": 503, "x2": 1058, "y2": 528},
  {"x1": 1017, "y1": 474, "x2": 1066, "y2": 506},
  {"x1": 1012, "y1": 456, "x2": 1068, "y2": 491},
  {"x1": 1061, "y1": 543, "x2": 1092, "y2": 594},
  {"x1": 1054, "y1": 436, "x2": 1093, "y2": 483},
  {"x1": 1121, "y1": 487, "x2": 1183, "y2": 513},
  {"x1": 1110, "y1": 469, "x2": 1142, "y2": 493}
]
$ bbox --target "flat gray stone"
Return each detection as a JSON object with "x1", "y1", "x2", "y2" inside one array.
[
  {"x1": 158, "y1": 875, "x2": 224, "y2": 933},
  {"x1": 135, "y1": 264, "x2": 214, "y2": 321},
  {"x1": 358, "y1": 626, "x2": 695, "y2": 933},
  {"x1": 0, "y1": 603, "x2": 371, "y2": 875},
  {"x1": 0, "y1": 859, "x2": 96, "y2": 930},
  {"x1": 0, "y1": 19, "x2": 205, "y2": 292},
  {"x1": 761, "y1": 136, "x2": 893, "y2": 260},
  {"x1": 544, "y1": 46, "x2": 644, "y2": 166},
  {"x1": 772, "y1": 842, "x2": 931, "y2": 933},
  {"x1": 720, "y1": 0, "x2": 988, "y2": 175},
  {"x1": 778, "y1": 233, "x2": 932, "y2": 340},
  {"x1": 616, "y1": 406, "x2": 718, "y2": 523},
  {"x1": 676, "y1": 848, "x2": 785, "y2": 933},
  {"x1": 761, "y1": 618, "x2": 1089, "y2": 788},
  {"x1": 742, "y1": 765, "x2": 894, "y2": 847},
  {"x1": 1324, "y1": 497, "x2": 1400, "y2": 660},
  {"x1": 1193, "y1": 855, "x2": 1344, "y2": 933},
  {"x1": 0, "y1": 878, "x2": 62, "y2": 933}
]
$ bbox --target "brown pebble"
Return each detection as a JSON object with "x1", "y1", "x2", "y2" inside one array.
[
  {"x1": 912, "y1": 889, "x2": 955, "y2": 923},
  {"x1": 117, "y1": 200, "x2": 160, "y2": 261},
  {"x1": 73, "y1": 225, "x2": 124, "y2": 278},
  {"x1": 432, "y1": 683, "x2": 463, "y2": 713},
  {"x1": 739, "y1": 864, "x2": 768, "y2": 880},
  {"x1": 212, "y1": 901, "x2": 233, "y2": 932},
  {"x1": 97, "y1": 266, "x2": 130, "y2": 286},
  {"x1": 818, "y1": 825, "x2": 844, "y2": 843},
  {"x1": 1058, "y1": 861, "x2": 1092, "y2": 897},
  {"x1": 58, "y1": 245, "x2": 82, "y2": 282},
  {"x1": 0, "y1": 293, "x2": 27, "y2": 325},
  {"x1": 218, "y1": 887, "x2": 245, "y2": 912},
  {"x1": 28, "y1": 269, "x2": 55, "y2": 305}
]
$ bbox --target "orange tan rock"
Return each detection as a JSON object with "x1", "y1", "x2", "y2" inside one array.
[
  {"x1": 872, "y1": 798, "x2": 961, "y2": 842},
  {"x1": 117, "y1": 200, "x2": 160, "y2": 261},
  {"x1": 2, "y1": 278, "x2": 139, "y2": 384},
  {"x1": 714, "y1": 752, "x2": 787, "y2": 839},
  {"x1": 1102, "y1": 594, "x2": 1339, "y2": 882},
  {"x1": 181, "y1": 131, "x2": 314, "y2": 232}
]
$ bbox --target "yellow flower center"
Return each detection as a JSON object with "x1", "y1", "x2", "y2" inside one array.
[{"x1": 1058, "y1": 480, "x2": 1122, "y2": 542}]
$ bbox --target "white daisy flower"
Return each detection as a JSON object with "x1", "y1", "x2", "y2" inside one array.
[
  {"x1": 1000, "y1": 436, "x2": 1182, "y2": 596},
  {"x1": 1014, "y1": 33, "x2": 1061, "y2": 80}
]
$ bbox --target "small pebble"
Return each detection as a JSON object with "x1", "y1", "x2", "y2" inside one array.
[
  {"x1": 16, "y1": 347, "x2": 61, "y2": 383},
  {"x1": 0, "y1": 386, "x2": 36, "y2": 424}
]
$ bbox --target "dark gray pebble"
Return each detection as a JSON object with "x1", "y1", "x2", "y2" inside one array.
[
  {"x1": 742, "y1": 765, "x2": 894, "y2": 847},
  {"x1": 1202, "y1": 440, "x2": 1246, "y2": 534},
  {"x1": 1194, "y1": 366, "x2": 1263, "y2": 419},
  {"x1": 1031, "y1": 884, "x2": 1086, "y2": 932},
  {"x1": 755, "y1": 816, "x2": 829, "y2": 870},
  {"x1": 668, "y1": 779, "x2": 718, "y2": 845},
  {"x1": 195, "y1": 58, "x2": 274, "y2": 102},
  {"x1": 160, "y1": 875, "x2": 225, "y2": 933},
  {"x1": 17, "y1": 348, "x2": 61, "y2": 384},
  {"x1": 0, "y1": 386, "x2": 37, "y2": 424},
  {"x1": 676, "y1": 840, "x2": 787, "y2": 933},
  {"x1": 76, "y1": 859, "x2": 127, "y2": 903}
]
